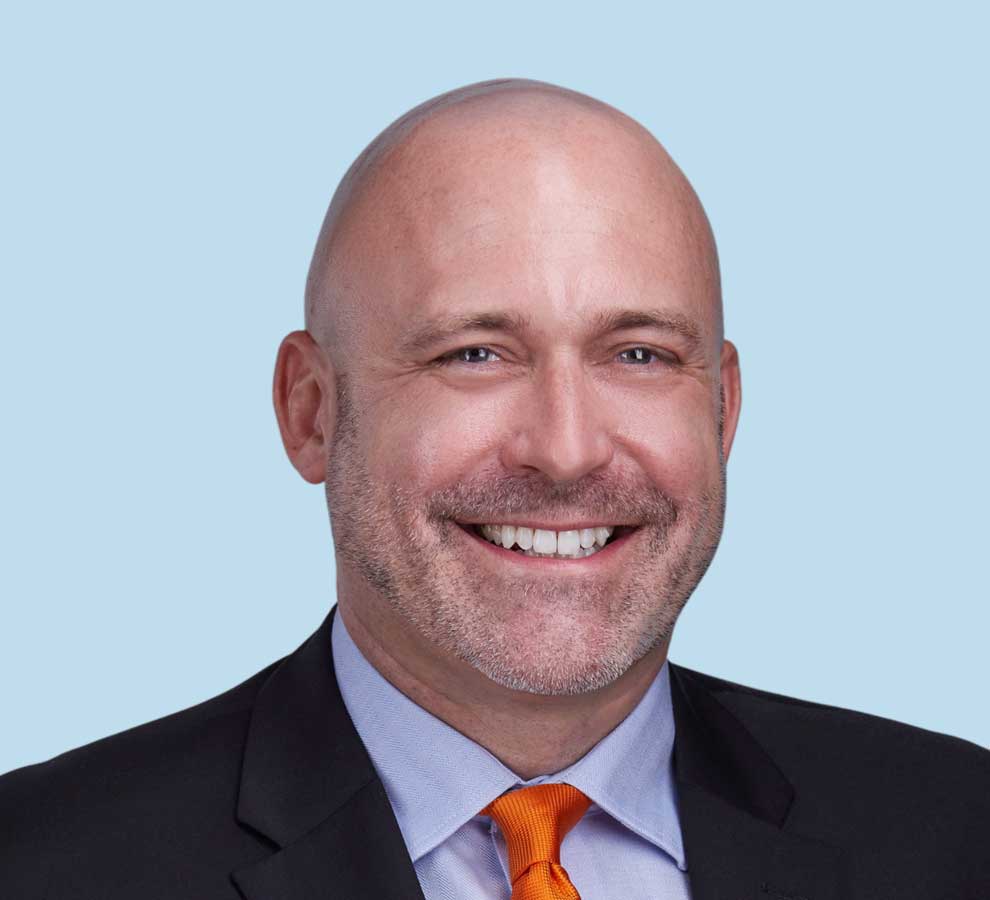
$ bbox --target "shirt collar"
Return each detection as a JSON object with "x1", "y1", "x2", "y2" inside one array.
[{"x1": 332, "y1": 608, "x2": 686, "y2": 871}]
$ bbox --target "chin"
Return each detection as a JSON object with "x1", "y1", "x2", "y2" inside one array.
[
  {"x1": 470, "y1": 647, "x2": 636, "y2": 696},
  {"x1": 453, "y1": 605, "x2": 651, "y2": 696}
]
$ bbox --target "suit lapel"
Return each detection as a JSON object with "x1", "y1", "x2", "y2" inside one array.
[
  {"x1": 231, "y1": 778, "x2": 424, "y2": 900},
  {"x1": 670, "y1": 664, "x2": 849, "y2": 900},
  {"x1": 231, "y1": 608, "x2": 424, "y2": 900}
]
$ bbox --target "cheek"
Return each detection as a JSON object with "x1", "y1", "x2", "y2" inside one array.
[
  {"x1": 366, "y1": 387, "x2": 503, "y2": 490},
  {"x1": 362, "y1": 377, "x2": 720, "y2": 497},
  {"x1": 613, "y1": 392, "x2": 721, "y2": 497}
]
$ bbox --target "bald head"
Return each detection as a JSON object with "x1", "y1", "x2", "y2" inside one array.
[{"x1": 304, "y1": 78, "x2": 722, "y2": 362}]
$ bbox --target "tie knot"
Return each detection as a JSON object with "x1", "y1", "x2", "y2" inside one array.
[{"x1": 483, "y1": 783, "x2": 591, "y2": 890}]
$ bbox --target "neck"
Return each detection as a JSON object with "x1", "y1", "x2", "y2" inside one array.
[{"x1": 337, "y1": 592, "x2": 670, "y2": 780}]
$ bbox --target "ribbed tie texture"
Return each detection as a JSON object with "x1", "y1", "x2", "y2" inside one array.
[{"x1": 482, "y1": 783, "x2": 592, "y2": 900}]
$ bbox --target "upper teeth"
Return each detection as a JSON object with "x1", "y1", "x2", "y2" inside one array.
[{"x1": 478, "y1": 524, "x2": 615, "y2": 558}]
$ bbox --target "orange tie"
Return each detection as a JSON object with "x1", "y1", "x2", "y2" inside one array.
[{"x1": 482, "y1": 783, "x2": 592, "y2": 900}]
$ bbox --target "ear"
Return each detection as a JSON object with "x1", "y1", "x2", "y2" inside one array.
[
  {"x1": 718, "y1": 339, "x2": 742, "y2": 463},
  {"x1": 272, "y1": 330, "x2": 336, "y2": 484}
]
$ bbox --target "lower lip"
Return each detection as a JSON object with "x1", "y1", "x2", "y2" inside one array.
[{"x1": 457, "y1": 524, "x2": 637, "y2": 569}]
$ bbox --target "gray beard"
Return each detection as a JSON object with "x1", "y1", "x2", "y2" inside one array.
[{"x1": 324, "y1": 378, "x2": 726, "y2": 695}]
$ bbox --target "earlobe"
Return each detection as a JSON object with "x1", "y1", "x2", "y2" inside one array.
[
  {"x1": 719, "y1": 339, "x2": 742, "y2": 463},
  {"x1": 272, "y1": 330, "x2": 336, "y2": 484}
]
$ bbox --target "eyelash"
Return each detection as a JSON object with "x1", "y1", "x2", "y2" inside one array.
[{"x1": 434, "y1": 346, "x2": 672, "y2": 366}]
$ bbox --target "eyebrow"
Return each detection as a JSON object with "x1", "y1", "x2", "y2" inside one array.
[
  {"x1": 399, "y1": 307, "x2": 704, "y2": 355},
  {"x1": 399, "y1": 312, "x2": 531, "y2": 355},
  {"x1": 589, "y1": 308, "x2": 703, "y2": 351}
]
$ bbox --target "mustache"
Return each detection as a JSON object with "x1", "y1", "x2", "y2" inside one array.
[{"x1": 424, "y1": 468, "x2": 678, "y2": 526}]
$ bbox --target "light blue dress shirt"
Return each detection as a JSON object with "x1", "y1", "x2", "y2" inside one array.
[{"x1": 331, "y1": 610, "x2": 693, "y2": 899}]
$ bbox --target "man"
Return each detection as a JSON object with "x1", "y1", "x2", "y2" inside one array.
[{"x1": 1, "y1": 78, "x2": 987, "y2": 899}]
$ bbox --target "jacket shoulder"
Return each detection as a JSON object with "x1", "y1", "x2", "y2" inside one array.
[
  {"x1": 671, "y1": 662, "x2": 990, "y2": 888},
  {"x1": 0, "y1": 658, "x2": 282, "y2": 893},
  {"x1": 672, "y1": 661, "x2": 989, "y2": 767}
]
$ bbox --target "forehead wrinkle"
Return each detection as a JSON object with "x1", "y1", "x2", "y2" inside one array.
[{"x1": 412, "y1": 202, "x2": 708, "y2": 284}]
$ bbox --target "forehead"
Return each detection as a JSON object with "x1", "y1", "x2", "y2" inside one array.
[{"x1": 335, "y1": 103, "x2": 720, "y2": 349}]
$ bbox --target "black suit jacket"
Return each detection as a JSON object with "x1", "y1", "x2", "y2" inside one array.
[{"x1": 2, "y1": 607, "x2": 988, "y2": 899}]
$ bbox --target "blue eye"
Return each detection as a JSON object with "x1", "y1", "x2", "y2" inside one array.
[
  {"x1": 443, "y1": 347, "x2": 501, "y2": 364},
  {"x1": 436, "y1": 346, "x2": 667, "y2": 367},
  {"x1": 619, "y1": 347, "x2": 659, "y2": 364}
]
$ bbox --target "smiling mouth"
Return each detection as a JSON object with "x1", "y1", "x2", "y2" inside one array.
[{"x1": 457, "y1": 522, "x2": 635, "y2": 560}]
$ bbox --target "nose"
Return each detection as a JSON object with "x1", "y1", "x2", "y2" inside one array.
[{"x1": 499, "y1": 359, "x2": 615, "y2": 483}]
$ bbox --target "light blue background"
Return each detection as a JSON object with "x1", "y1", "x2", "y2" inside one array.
[{"x1": 2, "y1": 2, "x2": 987, "y2": 774}]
